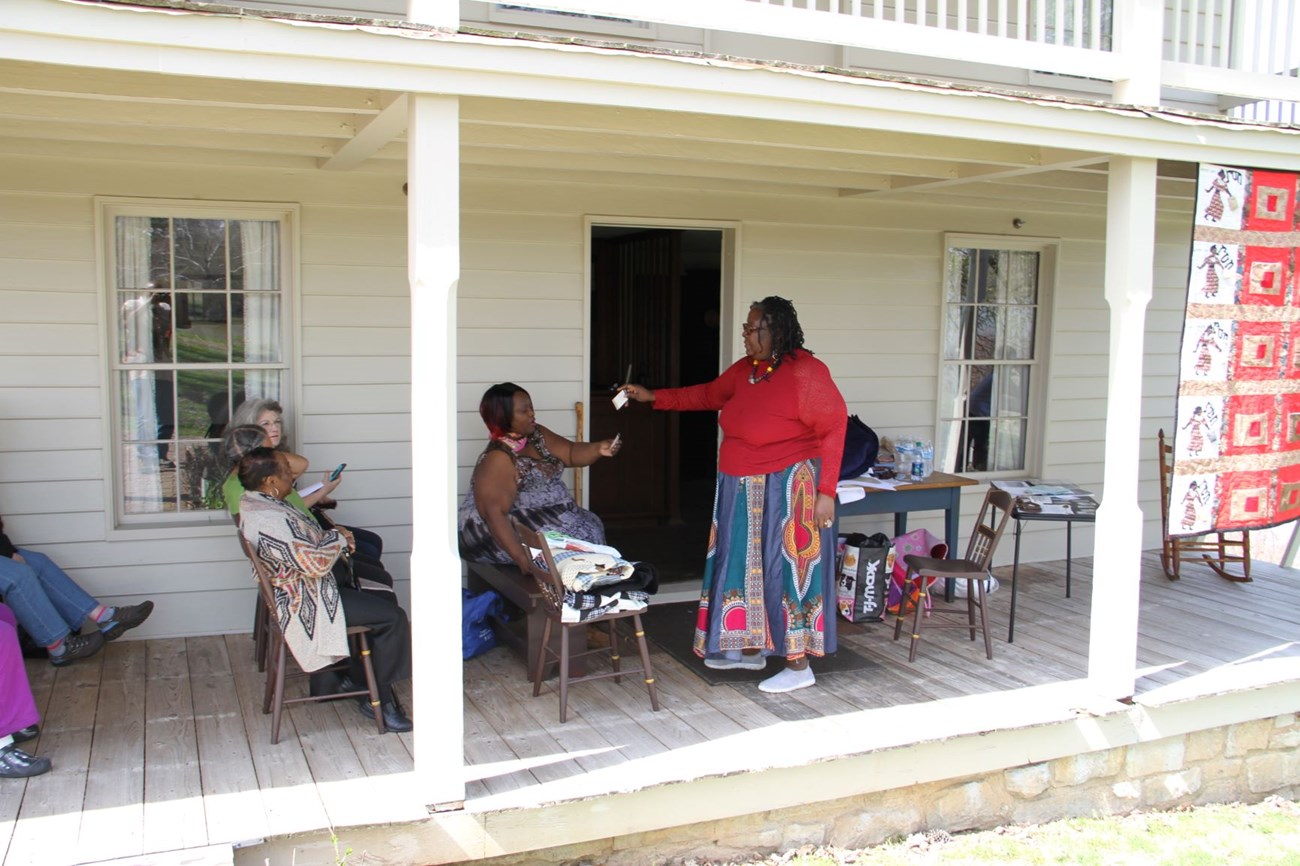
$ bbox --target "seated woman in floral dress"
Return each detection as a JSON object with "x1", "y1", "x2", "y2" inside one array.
[{"x1": 458, "y1": 382, "x2": 622, "y2": 571}]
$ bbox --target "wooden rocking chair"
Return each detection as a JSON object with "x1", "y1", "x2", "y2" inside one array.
[{"x1": 1157, "y1": 428, "x2": 1251, "y2": 582}]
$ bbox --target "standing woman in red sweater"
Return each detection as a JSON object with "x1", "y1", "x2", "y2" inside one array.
[{"x1": 621, "y1": 296, "x2": 846, "y2": 693}]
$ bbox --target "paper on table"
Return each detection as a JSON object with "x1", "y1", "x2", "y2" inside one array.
[{"x1": 836, "y1": 486, "x2": 866, "y2": 504}]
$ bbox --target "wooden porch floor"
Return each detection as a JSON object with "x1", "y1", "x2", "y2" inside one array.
[{"x1": 4, "y1": 552, "x2": 1299, "y2": 866}]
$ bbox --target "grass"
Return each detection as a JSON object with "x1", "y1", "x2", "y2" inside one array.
[{"x1": 689, "y1": 799, "x2": 1300, "y2": 866}]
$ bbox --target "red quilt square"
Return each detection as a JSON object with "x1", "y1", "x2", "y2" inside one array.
[
  {"x1": 1281, "y1": 394, "x2": 1300, "y2": 449},
  {"x1": 1231, "y1": 321, "x2": 1284, "y2": 380},
  {"x1": 1278, "y1": 464, "x2": 1300, "y2": 523},
  {"x1": 1245, "y1": 170, "x2": 1298, "y2": 232},
  {"x1": 1217, "y1": 470, "x2": 1273, "y2": 529},
  {"x1": 1223, "y1": 394, "x2": 1276, "y2": 455},
  {"x1": 1242, "y1": 245, "x2": 1291, "y2": 307}
]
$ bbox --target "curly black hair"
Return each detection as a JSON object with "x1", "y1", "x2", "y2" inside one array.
[{"x1": 751, "y1": 295, "x2": 809, "y2": 369}]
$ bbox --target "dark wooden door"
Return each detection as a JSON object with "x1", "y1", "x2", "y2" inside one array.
[{"x1": 589, "y1": 230, "x2": 681, "y2": 521}]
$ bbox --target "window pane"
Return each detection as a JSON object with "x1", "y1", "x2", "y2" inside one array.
[
  {"x1": 120, "y1": 370, "x2": 174, "y2": 452},
  {"x1": 115, "y1": 216, "x2": 167, "y2": 290},
  {"x1": 937, "y1": 416, "x2": 962, "y2": 473},
  {"x1": 121, "y1": 444, "x2": 173, "y2": 515},
  {"x1": 234, "y1": 220, "x2": 281, "y2": 292},
  {"x1": 994, "y1": 366, "x2": 1031, "y2": 416},
  {"x1": 946, "y1": 248, "x2": 975, "y2": 302},
  {"x1": 1003, "y1": 252, "x2": 1040, "y2": 304},
  {"x1": 977, "y1": 250, "x2": 1004, "y2": 302},
  {"x1": 942, "y1": 306, "x2": 973, "y2": 360},
  {"x1": 237, "y1": 371, "x2": 283, "y2": 413},
  {"x1": 173, "y1": 292, "x2": 228, "y2": 364},
  {"x1": 972, "y1": 306, "x2": 998, "y2": 360},
  {"x1": 177, "y1": 370, "x2": 232, "y2": 439},
  {"x1": 117, "y1": 291, "x2": 166, "y2": 364},
  {"x1": 1002, "y1": 305, "x2": 1036, "y2": 360},
  {"x1": 176, "y1": 442, "x2": 230, "y2": 512},
  {"x1": 233, "y1": 294, "x2": 282, "y2": 363},
  {"x1": 173, "y1": 219, "x2": 227, "y2": 289},
  {"x1": 991, "y1": 418, "x2": 1028, "y2": 472}
]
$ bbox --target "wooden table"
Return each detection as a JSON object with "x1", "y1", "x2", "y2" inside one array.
[
  {"x1": 1005, "y1": 497, "x2": 1097, "y2": 643},
  {"x1": 834, "y1": 471, "x2": 980, "y2": 600}
]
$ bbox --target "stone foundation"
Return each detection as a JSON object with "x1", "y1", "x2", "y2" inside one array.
[{"x1": 471, "y1": 713, "x2": 1300, "y2": 866}]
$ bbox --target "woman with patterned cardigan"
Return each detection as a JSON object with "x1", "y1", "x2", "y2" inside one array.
[{"x1": 237, "y1": 447, "x2": 412, "y2": 733}]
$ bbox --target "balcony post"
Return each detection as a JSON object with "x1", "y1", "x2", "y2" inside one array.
[
  {"x1": 1112, "y1": 0, "x2": 1163, "y2": 105},
  {"x1": 1087, "y1": 155, "x2": 1157, "y2": 699},
  {"x1": 407, "y1": 0, "x2": 458, "y2": 28}
]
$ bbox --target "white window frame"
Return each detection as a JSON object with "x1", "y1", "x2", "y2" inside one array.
[
  {"x1": 97, "y1": 197, "x2": 299, "y2": 531},
  {"x1": 936, "y1": 233, "x2": 1057, "y2": 480}
]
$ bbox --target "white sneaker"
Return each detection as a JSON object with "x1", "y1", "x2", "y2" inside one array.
[
  {"x1": 704, "y1": 654, "x2": 767, "y2": 670},
  {"x1": 758, "y1": 666, "x2": 815, "y2": 693}
]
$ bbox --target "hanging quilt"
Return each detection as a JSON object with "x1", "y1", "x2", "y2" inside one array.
[{"x1": 1171, "y1": 163, "x2": 1300, "y2": 537}]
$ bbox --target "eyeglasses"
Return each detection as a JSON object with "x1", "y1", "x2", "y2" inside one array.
[{"x1": 741, "y1": 324, "x2": 768, "y2": 337}]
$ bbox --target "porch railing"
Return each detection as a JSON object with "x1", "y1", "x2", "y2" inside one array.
[{"x1": 460, "y1": 1, "x2": 1300, "y2": 112}]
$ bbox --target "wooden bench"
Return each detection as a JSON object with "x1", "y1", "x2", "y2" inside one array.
[{"x1": 464, "y1": 561, "x2": 587, "y2": 680}]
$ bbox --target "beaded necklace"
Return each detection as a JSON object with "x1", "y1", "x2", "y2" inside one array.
[{"x1": 749, "y1": 354, "x2": 777, "y2": 384}]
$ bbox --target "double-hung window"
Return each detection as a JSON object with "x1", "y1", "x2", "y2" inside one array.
[
  {"x1": 937, "y1": 235, "x2": 1054, "y2": 476},
  {"x1": 102, "y1": 200, "x2": 294, "y2": 524}
]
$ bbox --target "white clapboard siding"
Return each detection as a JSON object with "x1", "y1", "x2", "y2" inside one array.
[
  {"x1": 0, "y1": 156, "x2": 414, "y2": 638},
  {"x1": 0, "y1": 142, "x2": 1201, "y2": 633}
]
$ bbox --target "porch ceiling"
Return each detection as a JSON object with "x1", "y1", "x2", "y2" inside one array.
[{"x1": 0, "y1": 58, "x2": 1198, "y2": 209}]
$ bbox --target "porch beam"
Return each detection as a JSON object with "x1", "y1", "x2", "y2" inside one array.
[
  {"x1": 1088, "y1": 155, "x2": 1157, "y2": 699},
  {"x1": 856, "y1": 151, "x2": 1108, "y2": 196},
  {"x1": 408, "y1": 92, "x2": 465, "y2": 808},
  {"x1": 8, "y1": 0, "x2": 1300, "y2": 171},
  {"x1": 321, "y1": 93, "x2": 409, "y2": 171}
]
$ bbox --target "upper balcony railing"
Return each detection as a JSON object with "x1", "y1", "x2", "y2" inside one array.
[{"x1": 452, "y1": 1, "x2": 1300, "y2": 117}]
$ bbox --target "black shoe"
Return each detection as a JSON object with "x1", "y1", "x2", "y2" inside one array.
[
  {"x1": 99, "y1": 601, "x2": 154, "y2": 642},
  {"x1": 50, "y1": 630, "x2": 104, "y2": 667},
  {"x1": 0, "y1": 744, "x2": 51, "y2": 778},
  {"x1": 355, "y1": 696, "x2": 413, "y2": 733},
  {"x1": 12, "y1": 725, "x2": 38, "y2": 745}
]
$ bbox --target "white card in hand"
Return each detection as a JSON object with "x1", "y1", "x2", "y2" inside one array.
[{"x1": 612, "y1": 390, "x2": 629, "y2": 410}]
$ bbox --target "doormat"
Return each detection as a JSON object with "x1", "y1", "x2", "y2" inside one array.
[
  {"x1": 1171, "y1": 163, "x2": 1300, "y2": 536},
  {"x1": 639, "y1": 602, "x2": 880, "y2": 686}
]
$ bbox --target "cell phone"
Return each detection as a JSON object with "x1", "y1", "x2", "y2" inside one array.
[
  {"x1": 329, "y1": 463, "x2": 347, "y2": 481},
  {"x1": 612, "y1": 433, "x2": 622, "y2": 448}
]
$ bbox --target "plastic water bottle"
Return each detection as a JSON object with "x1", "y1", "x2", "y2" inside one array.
[
  {"x1": 897, "y1": 440, "x2": 915, "y2": 480},
  {"x1": 910, "y1": 440, "x2": 925, "y2": 481},
  {"x1": 920, "y1": 440, "x2": 934, "y2": 479}
]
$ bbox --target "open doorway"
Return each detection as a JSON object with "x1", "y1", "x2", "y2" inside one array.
[{"x1": 588, "y1": 225, "x2": 724, "y2": 586}]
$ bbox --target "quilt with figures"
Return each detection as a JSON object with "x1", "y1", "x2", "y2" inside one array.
[{"x1": 1171, "y1": 163, "x2": 1300, "y2": 537}]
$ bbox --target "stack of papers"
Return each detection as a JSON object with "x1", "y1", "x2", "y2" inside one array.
[
  {"x1": 993, "y1": 480, "x2": 1098, "y2": 516},
  {"x1": 836, "y1": 475, "x2": 908, "y2": 503}
]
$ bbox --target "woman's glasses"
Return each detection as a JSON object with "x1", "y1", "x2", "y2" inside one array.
[{"x1": 741, "y1": 324, "x2": 768, "y2": 337}]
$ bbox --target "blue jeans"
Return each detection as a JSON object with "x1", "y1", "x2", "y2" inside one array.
[{"x1": 0, "y1": 549, "x2": 98, "y2": 647}]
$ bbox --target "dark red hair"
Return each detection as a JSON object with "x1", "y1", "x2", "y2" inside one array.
[{"x1": 479, "y1": 382, "x2": 526, "y2": 439}]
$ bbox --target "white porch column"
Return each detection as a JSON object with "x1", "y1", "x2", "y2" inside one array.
[
  {"x1": 408, "y1": 93, "x2": 464, "y2": 806},
  {"x1": 1088, "y1": 155, "x2": 1157, "y2": 698}
]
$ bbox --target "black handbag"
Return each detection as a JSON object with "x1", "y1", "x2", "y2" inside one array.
[{"x1": 839, "y1": 415, "x2": 880, "y2": 480}]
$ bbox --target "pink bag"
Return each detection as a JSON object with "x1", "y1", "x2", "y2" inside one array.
[{"x1": 885, "y1": 528, "x2": 948, "y2": 616}]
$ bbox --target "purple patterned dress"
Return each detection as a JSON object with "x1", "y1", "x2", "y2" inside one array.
[
  {"x1": 458, "y1": 428, "x2": 606, "y2": 564},
  {"x1": 0, "y1": 603, "x2": 39, "y2": 738}
]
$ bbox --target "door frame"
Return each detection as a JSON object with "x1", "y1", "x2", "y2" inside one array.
[{"x1": 581, "y1": 215, "x2": 741, "y2": 507}]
